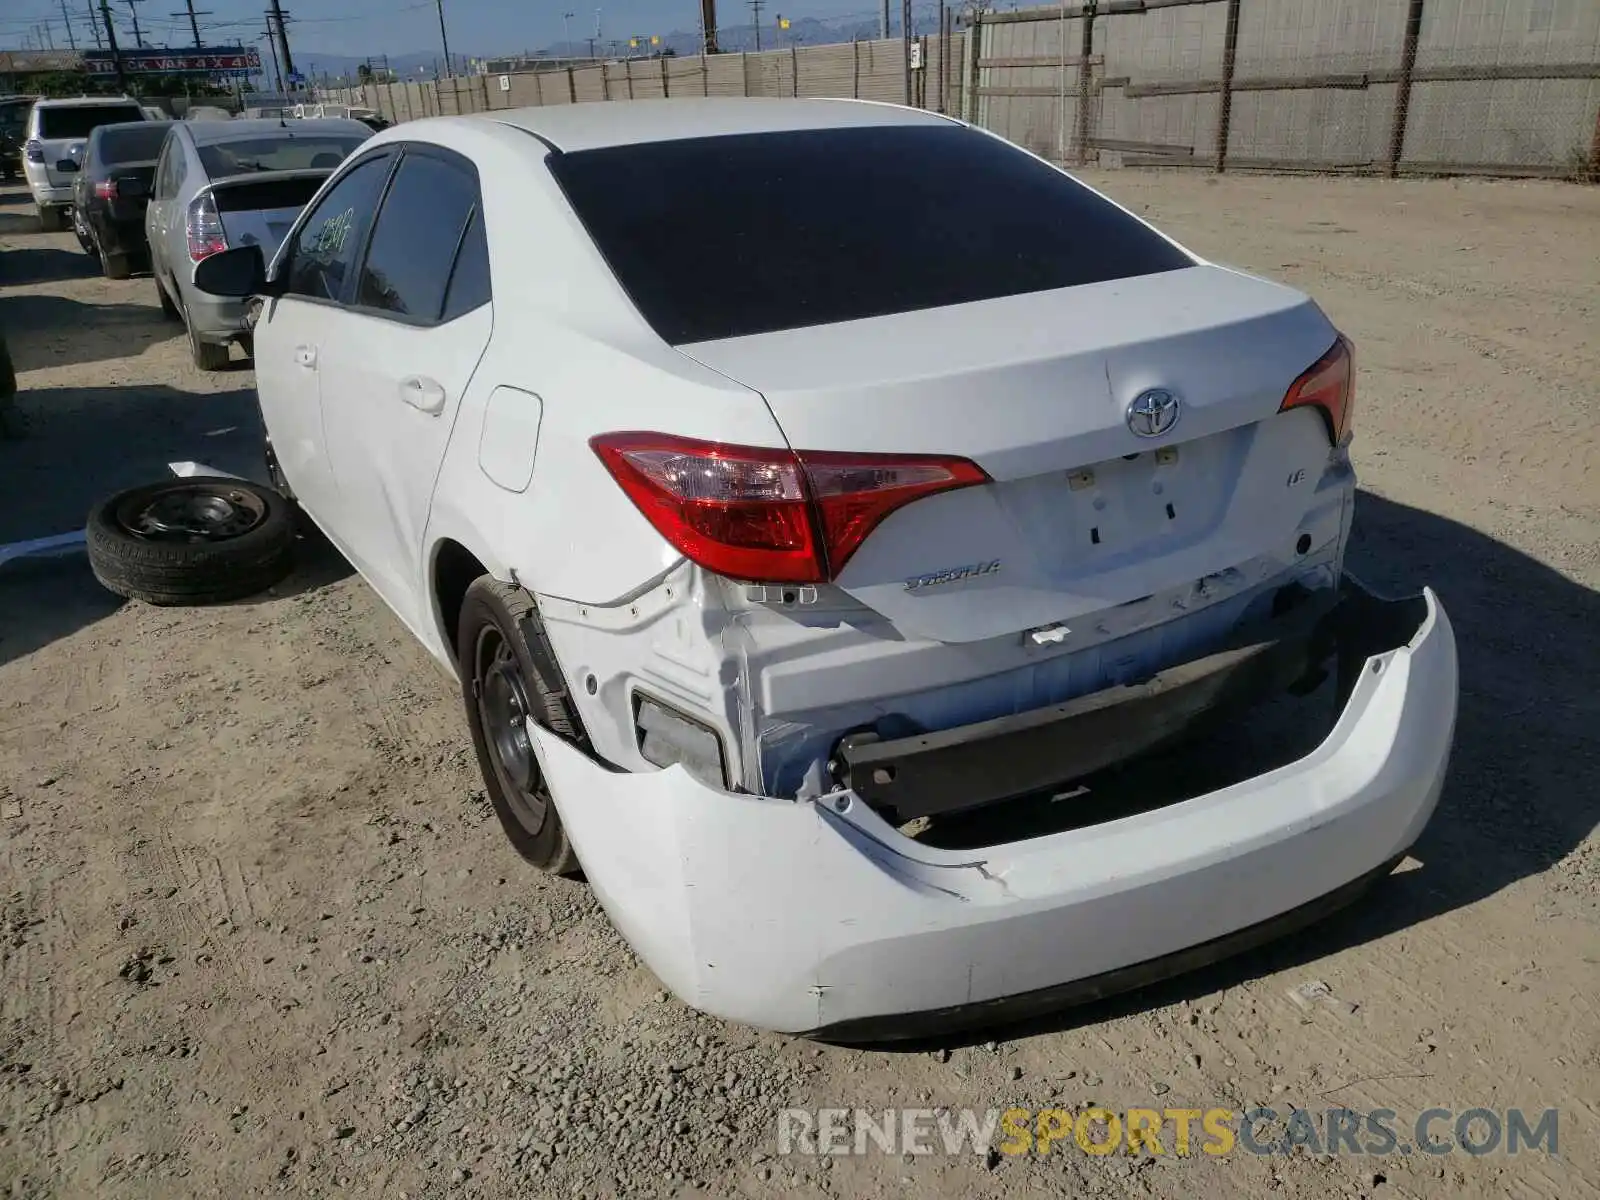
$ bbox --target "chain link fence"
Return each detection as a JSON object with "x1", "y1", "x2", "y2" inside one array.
[{"x1": 320, "y1": 0, "x2": 1600, "y2": 181}]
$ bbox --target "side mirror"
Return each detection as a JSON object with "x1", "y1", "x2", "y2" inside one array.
[
  {"x1": 192, "y1": 244, "x2": 279, "y2": 298},
  {"x1": 55, "y1": 158, "x2": 79, "y2": 173}
]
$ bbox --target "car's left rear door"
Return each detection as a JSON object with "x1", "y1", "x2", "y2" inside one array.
[{"x1": 316, "y1": 144, "x2": 492, "y2": 635}]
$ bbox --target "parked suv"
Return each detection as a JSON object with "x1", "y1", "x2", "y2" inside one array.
[
  {"x1": 22, "y1": 95, "x2": 147, "y2": 231},
  {"x1": 190, "y1": 101, "x2": 1458, "y2": 1039},
  {"x1": 1, "y1": 96, "x2": 33, "y2": 182}
]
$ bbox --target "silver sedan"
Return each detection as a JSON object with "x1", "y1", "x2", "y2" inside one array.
[{"x1": 146, "y1": 118, "x2": 372, "y2": 369}]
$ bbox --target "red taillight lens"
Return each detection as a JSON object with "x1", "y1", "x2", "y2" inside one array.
[
  {"x1": 1280, "y1": 334, "x2": 1355, "y2": 444},
  {"x1": 94, "y1": 180, "x2": 118, "y2": 201},
  {"x1": 591, "y1": 432, "x2": 990, "y2": 584},
  {"x1": 186, "y1": 192, "x2": 228, "y2": 263}
]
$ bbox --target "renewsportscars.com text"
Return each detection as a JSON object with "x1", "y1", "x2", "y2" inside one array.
[{"x1": 777, "y1": 1106, "x2": 1559, "y2": 1159}]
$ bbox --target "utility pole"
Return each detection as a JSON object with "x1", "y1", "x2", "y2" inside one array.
[
  {"x1": 59, "y1": 0, "x2": 79, "y2": 50},
  {"x1": 562, "y1": 10, "x2": 573, "y2": 54},
  {"x1": 171, "y1": 0, "x2": 209, "y2": 49},
  {"x1": 98, "y1": 1, "x2": 125, "y2": 89},
  {"x1": 261, "y1": 27, "x2": 282, "y2": 93},
  {"x1": 434, "y1": 0, "x2": 452, "y2": 76},
  {"x1": 880, "y1": 0, "x2": 889, "y2": 39},
  {"x1": 266, "y1": 1, "x2": 295, "y2": 86},
  {"x1": 123, "y1": 0, "x2": 145, "y2": 48},
  {"x1": 748, "y1": 0, "x2": 763, "y2": 51},
  {"x1": 700, "y1": 0, "x2": 718, "y2": 53},
  {"x1": 901, "y1": 0, "x2": 912, "y2": 103},
  {"x1": 86, "y1": 1, "x2": 104, "y2": 48}
]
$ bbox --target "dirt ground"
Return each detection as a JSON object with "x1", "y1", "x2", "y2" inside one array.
[{"x1": 0, "y1": 172, "x2": 1596, "y2": 1200}]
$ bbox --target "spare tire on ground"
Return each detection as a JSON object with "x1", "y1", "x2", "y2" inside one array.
[{"x1": 87, "y1": 477, "x2": 296, "y2": 605}]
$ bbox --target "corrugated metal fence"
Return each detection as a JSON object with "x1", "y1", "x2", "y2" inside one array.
[
  {"x1": 323, "y1": 36, "x2": 967, "y2": 126},
  {"x1": 322, "y1": 0, "x2": 1600, "y2": 179}
]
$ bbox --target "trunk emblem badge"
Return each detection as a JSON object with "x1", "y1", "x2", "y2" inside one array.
[
  {"x1": 903, "y1": 559, "x2": 1001, "y2": 593},
  {"x1": 1126, "y1": 388, "x2": 1182, "y2": 438}
]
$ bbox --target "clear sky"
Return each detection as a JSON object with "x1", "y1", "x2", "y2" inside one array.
[{"x1": 1, "y1": 1, "x2": 909, "y2": 60}]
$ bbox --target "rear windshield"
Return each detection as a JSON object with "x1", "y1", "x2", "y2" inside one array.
[
  {"x1": 548, "y1": 125, "x2": 1193, "y2": 345},
  {"x1": 38, "y1": 105, "x2": 146, "y2": 140},
  {"x1": 197, "y1": 135, "x2": 366, "y2": 177},
  {"x1": 97, "y1": 122, "x2": 172, "y2": 164}
]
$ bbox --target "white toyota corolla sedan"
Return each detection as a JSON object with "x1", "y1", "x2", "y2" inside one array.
[{"x1": 192, "y1": 98, "x2": 1457, "y2": 1040}]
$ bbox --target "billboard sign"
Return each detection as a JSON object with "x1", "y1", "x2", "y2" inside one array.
[{"x1": 84, "y1": 47, "x2": 262, "y2": 77}]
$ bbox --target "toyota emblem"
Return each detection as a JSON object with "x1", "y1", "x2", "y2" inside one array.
[{"x1": 1126, "y1": 388, "x2": 1181, "y2": 438}]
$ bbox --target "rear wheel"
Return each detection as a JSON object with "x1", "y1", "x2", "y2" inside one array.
[
  {"x1": 180, "y1": 294, "x2": 231, "y2": 370},
  {"x1": 154, "y1": 272, "x2": 181, "y2": 320},
  {"x1": 99, "y1": 242, "x2": 132, "y2": 281},
  {"x1": 457, "y1": 578, "x2": 584, "y2": 875}
]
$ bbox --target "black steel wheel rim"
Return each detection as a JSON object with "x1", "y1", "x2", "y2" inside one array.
[
  {"x1": 475, "y1": 625, "x2": 548, "y2": 831},
  {"x1": 115, "y1": 484, "x2": 267, "y2": 543}
]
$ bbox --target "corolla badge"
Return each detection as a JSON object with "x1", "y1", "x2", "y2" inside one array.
[
  {"x1": 1126, "y1": 388, "x2": 1181, "y2": 438},
  {"x1": 904, "y1": 559, "x2": 1001, "y2": 593}
]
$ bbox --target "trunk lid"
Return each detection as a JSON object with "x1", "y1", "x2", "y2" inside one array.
[
  {"x1": 103, "y1": 161, "x2": 156, "y2": 221},
  {"x1": 205, "y1": 169, "x2": 330, "y2": 259},
  {"x1": 678, "y1": 264, "x2": 1344, "y2": 643},
  {"x1": 39, "y1": 138, "x2": 86, "y2": 188}
]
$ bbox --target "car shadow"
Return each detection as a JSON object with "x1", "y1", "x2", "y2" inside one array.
[
  {"x1": 0, "y1": 205, "x2": 43, "y2": 238},
  {"x1": 0, "y1": 383, "x2": 356, "y2": 666},
  {"x1": 844, "y1": 489, "x2": 1599, "y2": 1050},
  {"x1": 0, "y1": 245, "x2": 100, "y2": 285},
  {"x1": 0, "y1": 294, "x2": 176, "y2": 373},
  {"x1": 0, "y1": 384, "x2": 268, "y2": 544},
  {"x1": 0, "y1": 555, "x2": 126, "y2": 668}
]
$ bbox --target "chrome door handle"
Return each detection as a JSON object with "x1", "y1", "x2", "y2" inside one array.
[
  {"x1": 400, "y1": 376, "x2": 447, "y2": 415},
  {"x1": 294, "y1": 345, "x2": 317, "y2": 369}
]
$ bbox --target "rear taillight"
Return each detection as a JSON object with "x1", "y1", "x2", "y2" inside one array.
[
  {"x1": 186, "y1": 192, "x2": 228, "y2": 262},
  {"x1": 591, "y1": 432, "x2": 990, "y2": 584},
  {"x1": 24, "y1": 140, "x2": 44, "y2": 164},
  {"x1": 1280, "y1": 334, "x2": 1354, "y2": 445},
  {"x1": 94, "y1": 180, "x2": 118, "y2": 201}
]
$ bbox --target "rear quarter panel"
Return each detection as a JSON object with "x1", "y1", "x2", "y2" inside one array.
[{"x1": 417, "y1": 120, "x2": 788, "y2": 617}]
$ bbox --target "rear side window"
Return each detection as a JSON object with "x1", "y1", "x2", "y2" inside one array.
[
  {"x1": 97, "y1": 123, "x2": 172, "y2": 164},
  {"x1": 441, "y1": 210, "x2": 490, "y2": 321},
  {"x1": 550, "y1": 125, "x2": 1192, "y2": 345},
  {"x1": 38, "y1": 105, "x2": 146, "y2": 140},
  {"x1": 355, "y1": 151, "x2": 480, "y2": 322}
]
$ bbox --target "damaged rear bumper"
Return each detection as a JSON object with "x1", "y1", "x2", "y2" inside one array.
[{"x1": 528, "y1": 581, "x2": 1457, "y2": 1038}]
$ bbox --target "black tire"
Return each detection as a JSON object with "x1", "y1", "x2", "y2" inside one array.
[
  {"x1": 457, "y1": 578, "x2": 586, "y2": 875},
  {"x1": 37, "y1": 205, "x2": 64, "y2": 233},
  {"x1": 101, "y1": 244, "x2": 132, "y2": 281},
  {"x1": 189, "y1": 322, "x2": 231, "y2": 371},
  {"x1": 86, "y1": 477, "x2": 296, "y2": 606},
  {"x1": 155, "y1": 272, "x2": 181, "y2": 320}
]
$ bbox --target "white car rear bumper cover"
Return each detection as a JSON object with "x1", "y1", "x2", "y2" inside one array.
[{"x1": 529, "y1": 587, "x2": 1456, "y2": 1037}]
